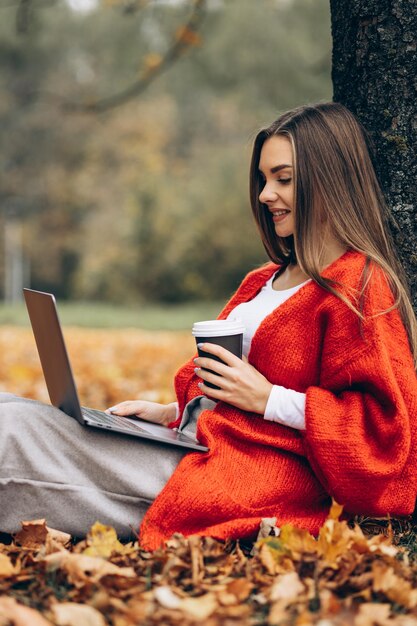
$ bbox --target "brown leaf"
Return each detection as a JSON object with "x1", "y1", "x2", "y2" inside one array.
[
  {"x1": 51, "y1": 602, "x2": 106, "y2": 626},
  {"x1": 13, "y1": 519, "x2": 70, "y2": 555},
  {"x1": 225, "y1": 577, "x2": 253, "y2": 602},
  {"x1": 14, "y1": 519, "x2": 48, "y2": 548},
  {"x1": 372, "y1": 561, "x2": 417, "y2": 609},
  {"x1": 0, "y1": 597, "x2": 52, "y2": 626},
  {"x1": 217, "y1": 577, "x2": 254, "y2": 608},
  {"x1": 46, "y1": 527, "x2": 72, "y2": 548},
  {"x1": 44, "y1": 552, "x2": 136, "y2": 585},
  {"x1": 188, "y1": 535, "x2": 204, "y2": 587}
]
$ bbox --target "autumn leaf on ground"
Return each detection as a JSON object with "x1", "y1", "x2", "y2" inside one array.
[
  {"x1": 82, "y1": 521, "x2": 133, "y2": 558},
  {"x1": 14, "y1": 518, "x2": 49, "y2": 549},
  {"x1": 51, "y1": 602, "x2": 107, "y2": 626},
  {"x1": 0, "y1": 552, "x2": 17, "y2": 577},
  {"x1": 0, "y1": 596, "x2": 52, "y2": 625},
  {"x1": 44, "y1": 551, "x2": 136, "y2": 585},
  {"x1": 14, "y1": 519, "x2": 71, "y2": 554}
]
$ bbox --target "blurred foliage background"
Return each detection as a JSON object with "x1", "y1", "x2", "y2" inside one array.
[{"x1": 0, "y1": 0, "x2": 332, "y2": 306}]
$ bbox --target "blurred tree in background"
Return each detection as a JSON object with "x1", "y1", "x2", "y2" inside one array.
[{"x1": 0, "y1": 0, "x2": 332, "y2": 304}]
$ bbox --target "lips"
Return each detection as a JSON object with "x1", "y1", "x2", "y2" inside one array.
[{"x1": 270, "y1": 209, "x2": 291, "y2": 223}]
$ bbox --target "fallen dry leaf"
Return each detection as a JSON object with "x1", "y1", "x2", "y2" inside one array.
[
  {"x1": 45, "y1": 526, "x2": 72, "y2": 551},
  {"x1": 44, "y1": 551, "x2": 136, "y2": 585},
  {"x1": 269, "y1": 571, "x2": 305, "y2": 604},
  {"x1": 154, "y1": 586, "x2": 182, "y2": 610},
  {"x1": 0, "y1": 552, "x2": 16, "y2": 577},
  {"x1": 2, "y1": 325, "x2": 417, "y2": 626},
  {"x1": 0, "y1": 597, "x2": 52, "y2": 626},
  {"x1": 14, "y1": 519, "x2": 71, "y2": 559},
  {"x1": 14, "y1": 518, "x2": 48, "y2": 549},
  {"x1": 180, "y1": 593, "x2": 218, "y2": 620},
  {"x1": 354, "y1": 602, "x2": 392, "y2": 626},
  {"x1": 51, "y1": 602, "x2": 107, "y2": 626},
  {"x1": 372, "y1": 561, "x2": 417, "y2": 609},
  {"x1": 83, "y1": 521, "x2": 132, "y2": 558}
]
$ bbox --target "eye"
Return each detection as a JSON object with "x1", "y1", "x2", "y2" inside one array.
[{"x1": 278, "y1": 177, "x2": 292, "y2": 185}]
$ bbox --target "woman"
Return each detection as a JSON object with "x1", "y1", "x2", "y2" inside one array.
[{"x1": 1, "y1": 102, "x2": 416, "y2": 550}]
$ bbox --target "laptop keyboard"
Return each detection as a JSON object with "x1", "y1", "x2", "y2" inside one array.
[{"x1": 82, "y1": 407, "x2": 144, "y2": 432}]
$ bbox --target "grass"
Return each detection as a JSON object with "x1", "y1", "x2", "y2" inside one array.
[{"x1": 0, "y1": 300, "x2": 224, "y2": 330}]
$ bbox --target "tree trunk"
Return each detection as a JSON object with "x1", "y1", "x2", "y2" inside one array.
[{"x1": 330, "y1": 0, "x2": 416, "y2": 312}]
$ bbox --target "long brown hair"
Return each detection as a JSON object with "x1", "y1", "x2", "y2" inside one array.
[{"x1": 249, "y1": 102, "x2": 417, "y2": 366}]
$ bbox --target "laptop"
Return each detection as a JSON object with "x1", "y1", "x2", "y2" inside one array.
[{"x1": 23, "y1": 288, "x2": 208, "y2": 452}]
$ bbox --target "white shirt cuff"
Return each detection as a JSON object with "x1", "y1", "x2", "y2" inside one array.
[
  {"x1": 264, "y1": 385, "x2": 306, "y2": 430},
  {"x1": 174, "y1": 402, "x2": 180, "y2": 421}
]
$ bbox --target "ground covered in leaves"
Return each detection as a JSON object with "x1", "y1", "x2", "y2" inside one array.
[
  {"x1": 1, "y1": 505, "x2": 417, "y2": 626},
  {"x1": 0, "y1": 326, "x2": 195, "y2": 407},
  {"x1": 2, "y1": 330, "x2": 417, "y2": 624}
]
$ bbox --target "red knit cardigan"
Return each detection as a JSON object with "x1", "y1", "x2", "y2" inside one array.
[{"x1": 140, "y1": 250, "x2": 417, "y2": 550}]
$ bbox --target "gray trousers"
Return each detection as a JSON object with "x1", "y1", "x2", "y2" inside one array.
[{"x1": 0, "y1": 393, "x2": 189, "y2": 539}]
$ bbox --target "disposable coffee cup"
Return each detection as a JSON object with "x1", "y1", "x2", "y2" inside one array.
[{"x1": 192, "y1": 319, "x2": 245, "y2": 390}]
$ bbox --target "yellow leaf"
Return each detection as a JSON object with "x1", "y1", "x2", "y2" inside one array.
[
  {"x1": 328, "y1": 499, "x2": 344, "y2": 520},
  {"x1": 278, "y1": 524, "x2": 318, "y2": 557},
  {"x1": 83, "y1": 522, "x2": 129, "y2": 558},
  {"x1": 317, "y1": 520, "x2": 353, "y2": 567},
  {"x1": 0, "y1": 553, "x2": 16, "y2": 578}
]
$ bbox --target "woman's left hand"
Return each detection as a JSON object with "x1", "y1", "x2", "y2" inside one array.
[{"x1": 193, "y1": 343, "x2": 273, "y2": 414}]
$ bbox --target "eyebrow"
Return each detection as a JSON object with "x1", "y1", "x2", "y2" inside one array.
[{"x1": 259, "y1": 164, "x2": 293, "y2": 175}]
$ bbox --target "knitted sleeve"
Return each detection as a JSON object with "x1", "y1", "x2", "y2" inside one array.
[{"x1": 303, "y1": 268, "x2": 417, "y2": 518}]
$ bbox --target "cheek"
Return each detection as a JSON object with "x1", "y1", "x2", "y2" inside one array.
[{"x1": 287, "y1": 188, "x2": 295, "y2": 209}]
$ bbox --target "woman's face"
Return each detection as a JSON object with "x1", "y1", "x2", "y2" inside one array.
[{"x1": 258, "y1": 135, "x2": 295, "y2": 238}]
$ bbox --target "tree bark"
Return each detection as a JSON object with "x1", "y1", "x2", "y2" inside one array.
[{"x1": 330, "y1": 0, "x2": 416, "y2": 311}]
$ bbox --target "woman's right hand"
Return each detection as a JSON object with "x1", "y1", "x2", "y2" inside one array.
[{"x1": 105, "y1": 401, "x2": 177, "y2": 427}]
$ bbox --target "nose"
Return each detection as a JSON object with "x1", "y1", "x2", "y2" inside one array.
[{"x1": 259, "y1": 181, "x2": 278, "y2": 205}]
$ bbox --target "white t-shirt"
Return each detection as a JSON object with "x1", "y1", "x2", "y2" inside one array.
[{"x1": 226, "y1": 272, "x2": 308, "y2": 430}]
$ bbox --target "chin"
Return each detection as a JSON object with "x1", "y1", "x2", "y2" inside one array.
[{"x1": 274, "y1": 225, "x2": 294, "y2": 238}]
